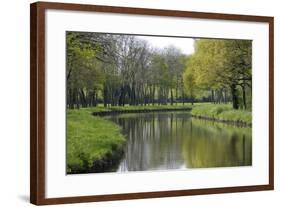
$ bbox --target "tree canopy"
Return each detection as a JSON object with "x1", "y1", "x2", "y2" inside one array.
[
  {"x1": 66, "y1": 32, "x2": 188, "y2": 108},
  {"x1": 183, "y1": 39, "x2": 252, "y2": 109},
  {"x1": 66, "y1": 32, "x2": 252, "y2": 110}
]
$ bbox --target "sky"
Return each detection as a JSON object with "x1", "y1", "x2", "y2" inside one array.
[{"x1": 136, "y1": 35, "x2": 195, "y2": 55}]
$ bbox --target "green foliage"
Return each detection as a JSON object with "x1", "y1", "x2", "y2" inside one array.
[
  {"x1": 183, "y1": 39, "x2": 252, "y2": 109},
  {"x1": 151, "y1": 54, "x2": 169, "y2": 87},
  {"x1": 218, "y1": 109, "x2": 252, "y2": 124},
  {"x1": 191, "y1": 104, "x2": 252, "y2": 124},
  {"x1": 183, "y1": 63, "x2": 197, "y2": 101},
  {"x1": 67, "y1": 32, "x2": 189, "y2": 108},
  {"x1": 66, "y1": 32, "x2": 107, "y2": 108},
  {"x1": 67, "y1": 109, "x2": 126, "y2": 173}
]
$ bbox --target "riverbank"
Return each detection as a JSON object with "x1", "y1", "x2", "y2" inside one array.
[
  {"x1": 67, "y1": 103, "x2": 252, "y2": 173},
  {"x1": 91, "y1": 104, "x2": 252, "y2": 127},
  {"x1": 67, "y1": 105, "x2": 193, "y2": 173},
  {"x1": 67, "y1": 109, "x2": 126, "y2": 173},
  {"x1": 92, "y1": 105, "x2": 192, "y2": 116},
  {"x1": 191, "y1": 104, "x2": 252, "y2": 127}
]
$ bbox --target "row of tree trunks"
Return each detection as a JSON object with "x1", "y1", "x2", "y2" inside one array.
[
  {"x1": 68, "y1": 85, "x2": 247, "y2": 109},
  {"x1": 68, "y1": 88, "x2": 98, "y2": 109}
]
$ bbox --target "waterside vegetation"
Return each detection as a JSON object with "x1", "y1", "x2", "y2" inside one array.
[
  {"x1": 67, "y1": 109, "x2": 126, "y2": 173},
  {"x1": 66, "y1": 32, "x2": 252, "y2": 173},
  {"x1": 67, "y1": 104, "x2": 251, "y2": 173}
]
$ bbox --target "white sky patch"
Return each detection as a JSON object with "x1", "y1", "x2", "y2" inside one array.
[{"x1": 136, "y1": 35, "x2": 195, "y2": 55}]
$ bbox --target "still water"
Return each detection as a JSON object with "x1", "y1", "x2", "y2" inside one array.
[{"x1": 107, "y1": 111, "x2": 252, "y2": 172}]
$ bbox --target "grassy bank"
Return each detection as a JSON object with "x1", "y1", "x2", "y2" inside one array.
[
  {"x1": 92, "y1": 104, "x2": 192, "y2": 115},
  {"x1": 67, "y1": 104, "x2": 193, "y2": 173},
  {"x1": 67, "y1": 103, "x2": 251, "y2": 173},
  {"x1": 89, "y1": 104, "x2": 193, "y2": 113},
  {"x1": 67, "y1": 109, "x2": 126, "y2": 173},
  {"x1": 191, "y1": 104, "x2": 252, "y2": 126}
]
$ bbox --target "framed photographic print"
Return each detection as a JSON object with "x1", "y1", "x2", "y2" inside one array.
[{"x1": 30, "y1": 1, "x2": 274, "y2": 205}]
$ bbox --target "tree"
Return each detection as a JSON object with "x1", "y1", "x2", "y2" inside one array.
[
  {"x1": 183, "y1": 66, "x2": 197, "y2": 105},
  {"x1": 163, "y1": 46, "x2": 189, "y2": 105},
  {"x1": 66, "y1": 32, "x2": 251, "y2": 110},
  {"x1": 183, "y1": 39, "x2": 252, "y2": 109},
  {"x1": 66, "y1": 32, "x2": 107, "y2": 108}
]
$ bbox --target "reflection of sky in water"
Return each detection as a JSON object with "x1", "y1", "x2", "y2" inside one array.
[{"x1": 107, "y1": 112, "x2": 252, "y2": 173}]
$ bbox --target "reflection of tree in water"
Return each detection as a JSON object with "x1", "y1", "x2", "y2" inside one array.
[
  {"x1": 182, "y1": 119, "x2": 252, "y2": 168},
  {"x1": 111, "y1": 113, "x2": 186, "y2": 171},
  {"x1": 109, "y1": 112, "x2": 252, "y2": 172}
]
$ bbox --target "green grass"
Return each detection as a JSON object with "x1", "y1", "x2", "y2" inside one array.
[
  {"x1": 67, "y1": 108, "x2": 126, "y2": 173},
  {"x1": 111, "y1": 105, "x2": 191, "y2": 111},
  {"x1": 67, "y1": 104, "x2": 193, "y2": 173},
  {"x1": 191, "y1": 103, "x2": 252, "y2": 125},
  {"x1": 90, "y1": 103, "x2": 193, "y2": 113},
  {"x1": 67, "y1": 103, "x2": 251, "y2": 173}
]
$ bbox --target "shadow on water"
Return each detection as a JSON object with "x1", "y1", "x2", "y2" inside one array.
[{"x1": 106, "y1": 111, "x2": 252, "y2": 172}]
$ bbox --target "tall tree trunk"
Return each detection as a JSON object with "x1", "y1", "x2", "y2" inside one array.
[
  {"x1": 74, "y1": 88, "x2": 80, "y2": 109},
  {"x1": 79, "y1": 89, "x2": 86, "y2": 107},
  {"x1": 71, "y1": 88, "x2": 77, "y2": 109},
  {"x1": 92, "y1": 91, "x2": 97, "y2": 107},
  {"x1": 242, "y1": 84, "x2": 247, "y2": 109},
  {"x1": 151, "y1": 85, "x2": 155, "y2": 106},
  {"x1": 103, "y1": 85, "x2": 108, "y2": 107},
  {"x1": 182, "y1": 90, "x2": 185, "y2": 105},
  {"x1": 68, "y1": 88, "x2": 74, "y2": 109},
  {"x1": 176, "y1": 81, "x2": 178, "y2": 104},
  {"x1": 224, "y1": 89, "x2": 227, "y2": 103},
  {"x1": 130, "y1": 84, "x2": 136, "y2": 105},
  {"x1": 231, "y1": 84, "x2": 239, "y2": 109},
  {"x1": 218, "y1": 89, "x2": 223, "y2": 104},
  {"x1": 170, "y1": 88, "x2": 174, "y2": 105},
  {"x1": 211, "y1": 90, "x2": 215, "y2": 104},
  {"x1": 119, "y1": 86, "x2": 125, "y2": 106}
]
